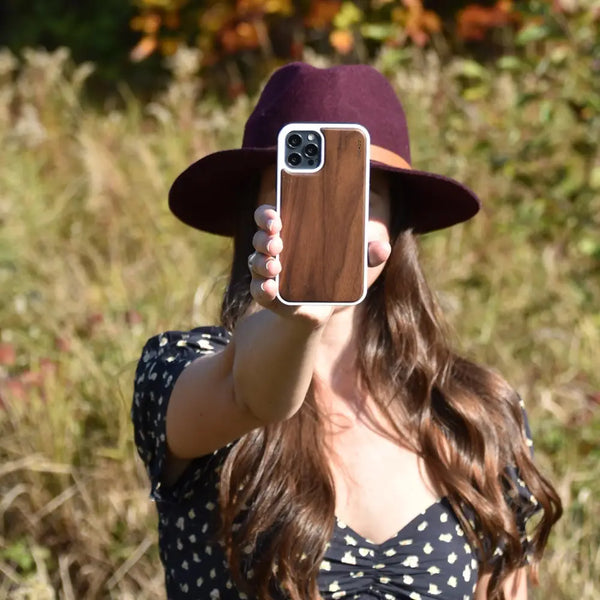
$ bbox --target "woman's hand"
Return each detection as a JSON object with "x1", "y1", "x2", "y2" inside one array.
[
  {"x1": 249, "y1": 204, "x2": 334, "y2": 327},
  {"x1": 249, "y1": 204, "x2": 392, "y2": 326},
  {"x1": 248, "y1": 204, "x2": 284, "y2": 305}
]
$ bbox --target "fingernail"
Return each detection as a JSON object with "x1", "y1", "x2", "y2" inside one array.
[
  {"x1": 268, "y1": 258, "x2": 280, "y2": 275},
  {"x1": 266, "y1": 219, "x2": 275, "y2": 232},
  {"x1": 260, "y1": 281, "x2": 267, "y2": 292}
]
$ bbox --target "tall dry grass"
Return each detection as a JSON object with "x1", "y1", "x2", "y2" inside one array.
[{"x1": 0, "y1": 47, "x2": 598, "y2": 599}]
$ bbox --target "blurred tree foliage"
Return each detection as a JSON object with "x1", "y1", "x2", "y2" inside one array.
[
  {"x1": 0, "y1": 0, "x2": 598, "y2": 98},
  {"x1": 0, "y1": 0, "x2": 169, "y2": 95},
  {"x1": 128, "y1": 0, "x2": 600, "y2": 97}
]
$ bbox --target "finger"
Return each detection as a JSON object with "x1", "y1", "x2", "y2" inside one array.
[
  {"x1": 247, "y1": 251, "x2": 257, "y2": 273},
  {"x1": 252, "y1": 230, "x2": 283, "y2": 257},
  {"x1": 250, "y1": 275, "x2": 278, "y2": 305},
  {"x1": 367, "y1": 240, "x2": 392, "y2": 267},
  {"x1": 250, "y1": 254, "x2": 281, "y2": 279},
  {"x1": 254, "y1": 205, "x2": 281, "y2": 235}
]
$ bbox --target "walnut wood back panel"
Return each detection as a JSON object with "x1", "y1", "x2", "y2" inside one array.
[{"x1": 278, "y1": 128, "x2": 367, "y2": 303}]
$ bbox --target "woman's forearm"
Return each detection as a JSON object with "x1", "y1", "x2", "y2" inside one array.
[
  {"x1": 165, "y1": 309, "x2": 325, "y2": 461},
  {"x1": 231, "y1": 308, "x2": 326, "y2": 422}
]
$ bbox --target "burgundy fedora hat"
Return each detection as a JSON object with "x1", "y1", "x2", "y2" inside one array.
[{"x1": 169, "y1": 62, "x2": 480, "y2": 236}]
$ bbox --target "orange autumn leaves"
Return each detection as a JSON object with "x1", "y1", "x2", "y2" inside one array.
[
  {"x1": 130, "y1": 1, "x2": 541, "y2": 64},
  {"x1": 457, "y1": 1, "x2": 516, "y2": 42},
  {"x1": 127, "y1": 0, "x2": 581, "y2": 101},
  {"x1": 130, "y1": 0, "x2": 293, "y2": 59}
]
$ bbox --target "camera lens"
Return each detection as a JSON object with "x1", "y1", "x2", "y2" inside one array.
[
  {"x1": 288, "y1": 152, "x2": 302, "y2": 166},
  {"x1": 287, "y1": 134, "x2": 302, "y2": 148},
  {"x1": 304, "y1": 143, "x2": 318, "y2": 157}
]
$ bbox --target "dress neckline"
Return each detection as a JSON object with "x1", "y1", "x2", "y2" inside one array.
[{"x1": 334, "y1": 497, "x2": 448, "y2": 548}]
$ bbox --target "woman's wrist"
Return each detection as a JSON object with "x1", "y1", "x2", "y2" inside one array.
[
  {"x1": 231, "y1": 308, "x2": 327, "y2": 424},
  {"x1": 243, "y1": 301, "x2": 332, "y2": 334}
]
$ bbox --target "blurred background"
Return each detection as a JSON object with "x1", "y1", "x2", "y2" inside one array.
[{"x1": 0, "y1": 1, "x2": 598, "y2": 598}]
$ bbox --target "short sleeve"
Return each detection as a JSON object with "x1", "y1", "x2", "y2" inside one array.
[{"x1": 131, "y1": 325, "x2": 232, "y2": 503}]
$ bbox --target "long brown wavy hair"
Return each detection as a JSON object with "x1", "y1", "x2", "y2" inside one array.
[{"x1": 216, "y1": 176, "x2": 562, "y2": 600}]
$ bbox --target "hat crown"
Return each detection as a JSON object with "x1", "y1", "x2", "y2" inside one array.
[{"x1": 242, "y1": 62, "x2": 412, "y2": 165}]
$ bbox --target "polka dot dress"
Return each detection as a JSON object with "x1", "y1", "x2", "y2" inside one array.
[
  {"x1": 320, "y1": 499, "x2": 478, "y2": 599},
  {"x1": 132, "y1": 327, "x2": 539, "y2": 600}
]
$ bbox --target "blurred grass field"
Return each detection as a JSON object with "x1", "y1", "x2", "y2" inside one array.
[{"x1": 0, "y1": 46, "x2": 598, "y2": 599}]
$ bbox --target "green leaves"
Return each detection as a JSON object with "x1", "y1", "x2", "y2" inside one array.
[
  {"x1": 2, "y1": 540, "x2": 36, "y2": 574},
  {"x1": 515, "y1": 23, "x2": 552, "y2": 45},
  {"x1": 497, "y1": 55, "x2": 524, "y2": 71},
  {"x1": 333, "y1": 1, "x2": 363, "y2": 29}
]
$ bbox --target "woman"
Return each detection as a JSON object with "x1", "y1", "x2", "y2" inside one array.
[{"x1": 132, "y1": 63, "x2": 561, "y2": 600}]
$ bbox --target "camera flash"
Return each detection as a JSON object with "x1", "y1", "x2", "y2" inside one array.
[{"x1": 307, "y1": 133, "x2": 315, "y2": 141}]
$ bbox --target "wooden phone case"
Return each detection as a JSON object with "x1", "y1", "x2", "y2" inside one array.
[{"x1": 277, "y1": 126, "x2": 368, "y2": 305}]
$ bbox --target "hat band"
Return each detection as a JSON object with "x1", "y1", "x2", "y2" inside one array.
[{"x1": 371, "y1": 145, "x2": 411, "y2": 170}]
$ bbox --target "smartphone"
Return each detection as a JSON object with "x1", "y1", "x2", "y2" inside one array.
[{"x1": 275, "y1": 123, "x2": 370, "y2": 306}]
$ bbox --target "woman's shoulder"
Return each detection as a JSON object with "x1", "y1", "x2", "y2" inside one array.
[
  {"x1": 133, "y1": 324, "x2": 232, "y2": 410},
  {"x1": 132, "y1": 325, "x2": 233, "y2": 503},
  {"x1": 134, "y1": 326, "x2": 232, "y2": 391},
  {"x1": 139, "y1": 325, "x2": 232, "y2": 357}
]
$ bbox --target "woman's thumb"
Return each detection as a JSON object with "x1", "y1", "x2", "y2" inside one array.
[{"x1": 367, "y1": 240, "x2": 392, "y2": 267}]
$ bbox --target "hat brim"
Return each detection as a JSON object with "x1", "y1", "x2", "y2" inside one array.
[{"x1": 169, "y1": 148, "x2": 481, "y2": 236}]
